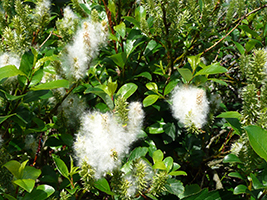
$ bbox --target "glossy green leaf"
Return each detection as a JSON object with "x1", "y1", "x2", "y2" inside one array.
[
  {"x1": 53, "y1": 157, "x2": 69, "y2": 178},
  {"x1": 195, "y1": 63, "x2": 227, "y2": 76},
  {"x1": 114, "y1": 22, "x2": 126, "y2": 38},
  {"x1": 109, "y1": 33, "x2": 119, "y2": 41},
  {"x1": 3, "y1": 160, "x2": 21, "y2": 178},
  {"x1": 0, "y1": 65, "x2": 26, "y2": 81},
  {"x1": 223, "y1": 154, "x2": 242, "y2": 163},
  {"x1": 153, "y1": 161, "x2": 166, "y2": 170},
  {"x1": 188, "y1": 53, "x2": 202, "y2": 71},
  {"x1": 251, "y1": 173, "x2": 265, "y2": 189},
  {"x1": 116, "y1": 83, "x2": 138, "y2": 100},
  {"x1": 19, "y1": 51, "x2": 34, "y2": 76},
  {"x1": 225, "y1": 118, "x2": 243, "y2": 135},
  {"x1": 239, "y1": 25, "x2": 260, "y2": 39},
  {"x1": 22, "y1": 184, "x2": 55, "y2": 200},
  {"x1": 0, "y1": 89, "x2": 26, "y2": 101},
  {"x1": 208, "y1": 78, "x2": 228, "y2": 86},
  {"x1": 0, "y1": 114, "x2": 16, "y2": 124},
  {"x1": 146, "y1": 82, "x2": 158, "y2": 92},
  {"x1": 29, "y1": 69, "x2": 44, "y2": 87},
  {"x1": 14, "y1": 179, "x2": 35, "y2": 193},
  {"x1": 165, "y1": 179, "x2": 184, "y2": 197},
  {"x1": 123, "y1": 16, "x2": 140, "y2": 27},
  {"x1": 143, "y1": 95, "x2": 159, "y2": 107},
  {"x1": 245, "y1": 39, "x2": 262, "y2": 52},
  {"x1": 107, "y1": 77, "x2": 118, "y2": 97},
  {"x1": 152, "y1": 149, "x2": 164, "y2": 164},
  {"x1": 128, "y1": 147, "x2": 148, "y2": 162},
  {"x1": 172, "y1": 163, "x2": 181, "y2": 171},
  {"x1": 148, "y1": 120, "x2": 165, "y2": 134},
  {"x1": 163, "y1": 123, "x2": 176, "y2": 142},
  {"x1": 163, "y1": 157, "x2": 173, "y2": 173},
  {"x1": 135, "y1": 6, "x2": 146, "y2": 22},
  {"x1": 84, "y1": 87, "x2": 114, "y2": 110},
  {"x1": 109, "y1": 52, "x2": 127, "y2": 69},
  {"x1": 164, "y1": 80, "x2": 179, "y2": 96},
  {"x1": 244, "y1": 125, "x2": 267, "y2": 162},
  {"x1": 228, "y1": 172, "x2": 244, "y2": 180},
  {"x1": 169, "y1": 171, "x2": 187, "y2": 176},
  {"x1": 2, "y1": 194, "x2": 17, "y2": 200},
  {"x1": 216, "y1": 111, "x2": 242, "y2": 119},
  {"x1": 108, "y1": 0, "x2": 116, "y2": 16},
  {"x1": 178, "y1": 184, "x2": 201, "y2": 199},
  {"x1": 94, "y1": 178, "x2": 115, "y2": 195},
  {"x1": 135, "y1": 72, "x2": 152, "y2": 80},
  {"x1": 233, "y1": 184, "x2": 248, "y2": 195},
  {"x1": 233, "y1": 41, "x2": 245, "y2": 55},
  {"x1": 30, "y1": 80, "x2": 69, "y2": 91},
  {"x1": 22, "y1": 166, "x2": 41, "y2": 180},
  {"x1": 178, "y1": 68, "x2": 193, "y2": 82}
]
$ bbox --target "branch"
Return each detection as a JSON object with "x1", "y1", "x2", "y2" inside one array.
[{"x1": 203, "y1": 4, "x2": 267, "y2": 54}]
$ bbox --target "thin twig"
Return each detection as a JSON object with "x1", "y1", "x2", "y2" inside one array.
[
  {"x1": 39, "y1": 27, "x2": 55, "y2": 49},
  {"x1": 203, "y1": 4, "x2": 267, "y2": 54}
]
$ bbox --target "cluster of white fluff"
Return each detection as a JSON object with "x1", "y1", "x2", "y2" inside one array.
[
  {"x1": 74, "y1": 102, "x2": 144, "y2": 179},
  {"x1": 61, "y1": 19, "x2": 108, "y2": 81},
  {"x1": 171, "y1": 85, "x2": 209, "y2": 129},
  {"x1": 0, "y1": 53, "x2": 20, "y2": 68},
  {"x1": 35, "y1": 0, "x2": 51, "y2": 17}
]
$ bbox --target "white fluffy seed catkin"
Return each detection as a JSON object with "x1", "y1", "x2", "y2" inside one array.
[{"x1": 171, "y1": 85, "x2": 209, "y2": 128}]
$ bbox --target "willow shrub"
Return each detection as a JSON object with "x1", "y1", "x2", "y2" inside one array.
[{"x1": 1, "y1": 0, "x2": 267, "y2": 199}]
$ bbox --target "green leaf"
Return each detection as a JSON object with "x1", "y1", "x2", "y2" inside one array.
[
  {"x1": 163, "y1": 157, "x2": 173, "y2": 173},
  {"x1": 228, "y1": 172, "x2": 244, "y2": 180},
  {"x1": 24, "y1": 90, "x2": 51, "y2": 103},
  {"x1": 109, "y1": 33, "x2": 118, "y2": 41},
  {"x1": 208, "y1": 78, "x2": 228, "y2": 86},
  {"x1": 146, "y1": 82, "x2": 158, "y2": 92},
  {"x1": 84, "y1": 87, "x2": 114, "y2": 110},
  {"x1": 94, "y1": 178, "x2": 115, "y2": 195},
  {"x1": 148, "y1": 120, "x2": 165, "y2": 134},
  {"x1": 13, "y1": 179, "x2": 35, "y2": 193},
  {"x1": 30, "y1": 80, "x2": 69, "y2": 91},
  {"x1": 29, "y1": 69, "x2": 44, "y2": 87},
  {"x1": 152, "y1": 149, "x2": 164, "y2": 164},
  {"x1": 107, "y1": 77, "x2": 118, "y2": 97},
  {"x1": 233, "y1": 184, "x2": 248, "y2": 195},
  {"x1": 135, "y1": 6, "x2": 146, "y2": 22},
  {"x1": 0, "y1": 114, "x2": 16, "y2": 124},
  {"x1": 239, "y1": 25, "x2": 260, "y2": 39},
  {"x1": 178, "y1": 184, "x2": 201, "y2": 199},
  {"x1": 114, "y1": 22, "x2": 126, "y2": 38},
  {"x1": 195, "y1": 63, "x2": 227, "y2": 76},
  {"x1": 109, "y1": 52, "x2": 127, "y2": 69},
  {"x1": 3, "y1": 160, "x2": 21, "y2": 178},
  {"x1": 2, "y1": 194, "x2": 16, "y2": 200},
  {"x1": 128, "y1": 147, "x2": 148, "y2": 161},
  {"x1": 244, "y1": 125, "x2": 267, "y2": 162},
  {"x1": 225, "y1": 118, "x2": 243, "y2": 135},
  {"x1": 153, "y1": 161, "x2": 166, "y2": 170},
  {"x1": 165, "y1": 179, "x2": 184, "y2": 197},
  {"x1": 245, "y1": 39, "x2": 262, "y2": 52},
  {"x1": 143, "y1": 95, "x2": 159, "y2": 107},
  {"x1": 0, "y1": 89, "x2": 26, "y2": 101},
  {"x1": 251, "y1": 173, "x2": 265, "y2": 190},
  {"x1": 188, "y1": 53, "x2": 202, "y2": 71},
  {"x1": 223, "y1": 154, "x2": 242, "y2": 163},
  {"x1": 172, "y1": 163, "x2": 181, "y2": 171},
  {"x1": 123, "y1": 16, "x2": 140, "y2": 28},
  {"x1": 169, "y1": 171, "x2": 187, "y2": 176},
  {"x1": 0, "y1": 65, "x2": 26, "y2": 81},
  {"x1": 163, "y1": 123, "x2": 176, "y2": 142},
  {"x1": 216, "y1": 111, "x2": 242, "y2": 119},
  {"x1": 22, "y1": 184, "x2": 55, "y2": 200},
  {"x1": 20, "y1": 51, "x2": 34, "y2": 77},
  {"x1": 178, "y1": 68, "x2": 193, "y2": 82},
  {"x1": 108, "y1": 0, "x2": 116, "y2": 16},
  {"x1": 233, "y1": 41, "x2": 245, "y2": 55},
  {"x1": 164, "y1": 80, "x2": 179, "y2": 96},
  {"x1": 53, "y1": 157, "x2": 69, "y2": 178},
  {"x1": 22, "y1": 166, "x2": 41, "y2": 180},
  {"x1": 116, "y1": 83, "x2": 138, "y2": 100},
  {"x1": 135, "y1": 72, "x2": 152, "y2": 80}
]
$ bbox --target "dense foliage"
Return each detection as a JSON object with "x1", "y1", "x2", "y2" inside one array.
[{"x1": 1, "y1": 0, "x2": 267, "y2": 199}]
